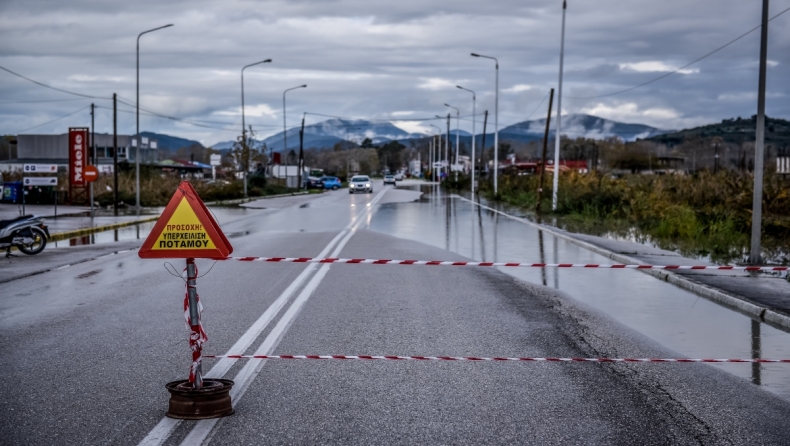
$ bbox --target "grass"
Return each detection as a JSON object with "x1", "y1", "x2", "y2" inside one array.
[{"x1": 472, "y1": 170, "x2": 789, "y2": 264}]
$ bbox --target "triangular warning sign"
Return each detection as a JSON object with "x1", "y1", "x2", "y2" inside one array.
[{"x1": 139, "y1": 181, "x2": 233, "y2": 259}]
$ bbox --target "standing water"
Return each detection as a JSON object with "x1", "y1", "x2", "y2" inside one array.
[{"x1": 368, "y1": 185, "x2": 790, "y2": 401}]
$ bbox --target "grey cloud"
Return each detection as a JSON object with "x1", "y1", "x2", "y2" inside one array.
[{"x1": 1, "y1": 0, "x2": 788, "y2": 145}]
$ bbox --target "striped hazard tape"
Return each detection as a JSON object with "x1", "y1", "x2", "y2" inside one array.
[
  {"x1": 204, "y1": 354, "x2": 790, "y2": 363},
  {"x1": 219, "y1": 256, "x2": 788, "y2": 272}
]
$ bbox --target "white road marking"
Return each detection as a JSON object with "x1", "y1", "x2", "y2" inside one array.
[
  {"x1": 178, "y1": 190, "x2": 385, "y2": 446},
  {"x1": 138, "y1": 189, "x2": 386, "y2": 446}
]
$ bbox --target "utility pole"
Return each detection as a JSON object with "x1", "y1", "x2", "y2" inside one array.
[
  {"x1": 481, "y1": 110, "x2": 488, "y2": 182},
  {"x1": 537, "y1": 89, "x2": 555, "y2": 216},
  {"x1": 750, "y1": 0, "x2": 770, "y2": 264},
  {"x1": 445, "y1": 113, "x2": 450, "y2": 180},
  {"x1": 552, "y1": 0, "x2": 567, "y2": 210},
  {"x1": 90, "y1": 103, "x2": 95, "y2": 218},
  {"x1": 113, "y1": 94, "x2": 118, "y2": 217},
  {"x1": 298, "y1": 113, "x2": 305, "y2": 190}
]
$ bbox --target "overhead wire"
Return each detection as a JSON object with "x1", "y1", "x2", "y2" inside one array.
[
  {"x1": 0, "y1": 65, "x2": 111, "y2": 100},
  {"x1": 13, "y1": 105, "x2": 92, "y2": 134},
  {"x1": 567, "y1": 5, "x2": 790, "y2": 100},
  {"x1": 0, "y1": 97, "x2": 91, "y2": 105}
]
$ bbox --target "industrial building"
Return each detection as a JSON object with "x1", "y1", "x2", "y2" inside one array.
[{"x1": 0, "y1": 133, "x2": 158, "y2": 173}]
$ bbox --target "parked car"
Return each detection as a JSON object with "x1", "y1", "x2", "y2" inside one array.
[
  {"x1": 383, "y1": 174, "x2": 396, "y2": 185},
  {"x1": 305, "y1": 176, "x2": 324, "y2": 189},
  {"x1": 321, "y1": 176, "x2": 341, "y2": 190},
  {"x1": 349, "y1": 175, "x2": 373, "y2": 194},
  {"x1": 394, "y1": 172, "x2": 404, "y2": 181}
]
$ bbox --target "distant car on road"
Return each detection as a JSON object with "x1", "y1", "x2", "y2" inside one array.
[
  {"x1": 349, "y1": 175, "x2": 373, "y2": 194},
  {"x1": 321, "y1": 176, "x2": 341, "y2": 190},
  {"x1": 383, "y1": 175, "x2": 396, "y2": 185},
  {"x1": 394, "y1": 172, "x2": 404, "y2": 181},
  {"x1": 305, "y1": 176, "x2": 324, "y2": 189}
]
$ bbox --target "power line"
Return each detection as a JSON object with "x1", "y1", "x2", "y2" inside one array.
[
  {"x1": 97, "y1": 104, "x2": 239, "y2": 133},
  {"x1": 0, "y1": 65, "x2": 111, "y2": 100},
  {"x1": 13, "y1": 105, "x2": 91, "y2": 134},
  {"x1": 0, "y1": 98, "x2": 90, "y2": 105},
  {"x1": 525, "y1": 90, "x2": 551, "y2": 121},
  {"x1": 567, "y1": 5, "x2": 790, "y2": 100}
]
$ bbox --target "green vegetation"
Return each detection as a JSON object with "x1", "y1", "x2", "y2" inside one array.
[
  {"x1": 91, "y1": 170, "x2": 289, "y2": 207},
  {"x1": 479, "y1": 171, "x2": 790, "y2": 264}
]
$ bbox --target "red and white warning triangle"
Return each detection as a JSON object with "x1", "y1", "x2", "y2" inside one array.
[{"x1": 139, "y1": 181, "x2": 232, "y2": 259}]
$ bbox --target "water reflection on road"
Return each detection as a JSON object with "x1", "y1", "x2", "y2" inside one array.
[
  {"x1": 369, "y1": 184, "x2": 790, "y2": 401},
  {"x1": 52, "y1": 207, "x2": 255, "y2": 247}
]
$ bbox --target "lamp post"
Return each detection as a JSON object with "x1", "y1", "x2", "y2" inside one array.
[
  {"x1": 241, "y1": 59, "x2": 272, "y2": 197},
  {"x1": 457, "y1": 86, "x2": 476, "y2": 192},
  {"x1": 471, "y1": 53, "x2": 498, "y2": 195},
  {"x1": 444, "y1": 104, "x2": 460, "y2": 179},
  {"x1": 283, "y1": 84, "x2": 307, "y2": 187},
  {"x1": 136, "y1": 23, "x2": 173, "y2": 214}
]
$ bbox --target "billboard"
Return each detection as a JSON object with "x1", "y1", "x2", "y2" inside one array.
[{"x1": 69, "y1": 127, "x2": 88, "y2": 187}]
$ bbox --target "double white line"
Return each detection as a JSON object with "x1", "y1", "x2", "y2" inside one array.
[{"x1": 139, "y1": 189, "x2": 387, "y2": 446}]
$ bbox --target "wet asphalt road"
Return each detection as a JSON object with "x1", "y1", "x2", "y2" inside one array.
[{"x1": 2, "y1": 181, "x2": 790, "y2": 445}]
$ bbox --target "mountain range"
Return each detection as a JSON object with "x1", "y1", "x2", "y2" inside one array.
[
  {"x1": 139, "y1": 114, "x2": 668, "y2": 153},
  {"x1": 209, "y1": 114, "x2": 667, "y2": 152}
]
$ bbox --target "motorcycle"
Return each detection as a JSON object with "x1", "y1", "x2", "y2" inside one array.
[{"x1": 0, "y1": 215, "x2": 50, "y2": 257}]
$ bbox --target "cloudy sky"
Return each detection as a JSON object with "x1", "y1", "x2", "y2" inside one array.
[{"x1": 1, "y1": 0, "x2": 788, "y2": 146}]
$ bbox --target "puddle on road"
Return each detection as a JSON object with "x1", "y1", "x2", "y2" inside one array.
[
  {"x1": 369, "y1": 184, "x2": 790, "y2": 402},
  {"x1": 51, "y1": 207, "x2": 255, "y2": 248}
]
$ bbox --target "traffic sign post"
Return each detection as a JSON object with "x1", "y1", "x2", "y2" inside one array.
[
  {"x1": 84, "y1": 165, "x2": 98, "y2": 217},
  {"x1": 23, "y1": 165, "x2": 59, "y2": 218},
  {"x1": 139, "y1": 181, "x2": 234, "y2": 419},
  {"x1": 210, "y1": 154, "x2": 221, "y2": 181},
  {"x1": 23, "y1": 164, "x2": 57, "y2": 173}
]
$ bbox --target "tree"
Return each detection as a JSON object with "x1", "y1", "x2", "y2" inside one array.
[
  {"x1": 232, "y1": 125, "x2": 255, "y2": 173},
  {"x1": 377, "y1": 140, "x2": 405, "y2": 173},
  {"x1": 360, "y1": 137, "x2": 374, "y2": 148}
]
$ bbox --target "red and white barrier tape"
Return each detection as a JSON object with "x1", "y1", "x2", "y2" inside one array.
[
  {"x1": 204, "y1": 354, "x2": 790, "y2": 363},
  {"x1": 184, "y1": 264, "x2": 207, "y2": 385},
  {"x1": 220, "y1": 256, "x2": 788, "y2": 272}
]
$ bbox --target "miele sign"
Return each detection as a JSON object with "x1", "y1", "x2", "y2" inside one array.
[{"x1": 69, "y1": 128, "x2": 88, "y2": 187}]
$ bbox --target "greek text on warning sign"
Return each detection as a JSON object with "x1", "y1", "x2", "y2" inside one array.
[
  {"x1": 159, "y1": 225, "x2": 210, "y2": 248},
  {"x1": 151, "y1": 198, "x2": 217, "y2": 251}
]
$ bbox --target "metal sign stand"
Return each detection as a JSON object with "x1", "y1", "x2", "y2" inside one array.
[{"x1": 186, "y1": 257, "x2": 203, "y2": 389}]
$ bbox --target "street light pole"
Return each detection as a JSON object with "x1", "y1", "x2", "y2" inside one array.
[
  {"x1": 457, "y1": 86, "x2": 476, "y2": 192},
  {"x1": 552, "y1": 1, "x2": 567, "y2": 211},
  {"x1": 283, "y1": 84, "x2": 307, "y2": 188},
  {"x1": 241, "y1": 59, "x2": 272, "y2": 197},
  {"x1": 136, "y1": 23, "x2": 173, "y2": 214},
  {"x1": 471, "y1": 53, "x2": 498, "y2": 194}
]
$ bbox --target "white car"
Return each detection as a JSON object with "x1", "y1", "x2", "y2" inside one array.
[
  {"x1": 394, "y1": 172, "x2": 404, "y2": 181},
  {"x1": 384, "y1": 175, "x2": 396, "y2": 185},
  {"x1": 349, "y1": 175, "x2": 373, "y2": 194}
]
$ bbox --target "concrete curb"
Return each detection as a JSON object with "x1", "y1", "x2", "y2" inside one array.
[
  {"x1": 49, "y1": 216, "x2": 159, "y2": 243},
  {"x1": 454, "y1": 195, "x2": 790, "y2": 332}
]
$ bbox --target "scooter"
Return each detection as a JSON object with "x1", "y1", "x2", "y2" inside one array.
[{"x1": 0, "y1": 215, "x2": 50, "y2": 257}]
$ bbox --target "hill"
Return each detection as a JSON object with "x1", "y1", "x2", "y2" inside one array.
[
  {"x1": 140, "y1": 131, "x2": 204, "y2": 151},
  {"x1": 646, "y1": 116, "x2": 790, "y2": 148}
]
